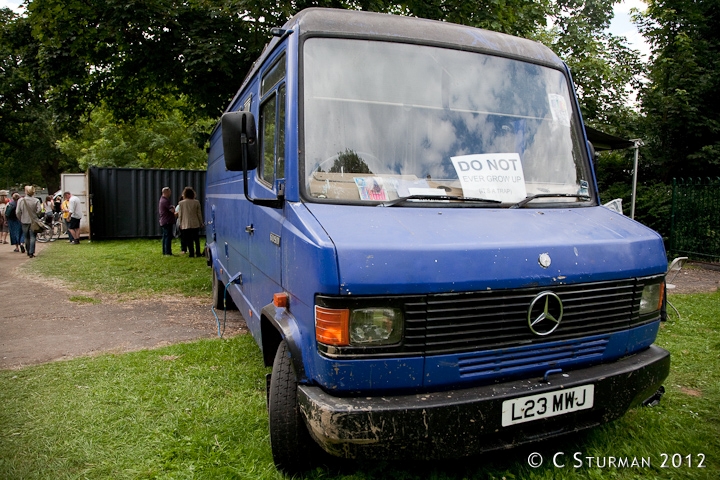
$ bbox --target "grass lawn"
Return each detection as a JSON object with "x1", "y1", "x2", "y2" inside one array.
[
  {"x1": 3, "y1": 240, "x2": 718, "y2": 479},
  {"x1": 26, "y1": 239, "x2": 212, "y2": 299}
]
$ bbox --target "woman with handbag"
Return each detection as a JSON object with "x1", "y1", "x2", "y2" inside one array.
[
  {"x1": 176, "y1": 186, "x2": 203, "y2": 258},
  {"x1": 15, "y1": 185, "x2": 42, "y2": 258}
]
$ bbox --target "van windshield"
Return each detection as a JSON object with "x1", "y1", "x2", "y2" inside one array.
[{"x1": 302, "y1": 38, "x2": 592, "y2": 206}]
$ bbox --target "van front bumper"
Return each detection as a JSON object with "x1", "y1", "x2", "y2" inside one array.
[{"x1": 298, "y1": 345, "x2": 670, "y2": 460}]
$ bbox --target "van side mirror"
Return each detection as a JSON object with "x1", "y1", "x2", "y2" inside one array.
[
  {"x1": 587, "y1": 141, "x2": 598, "y2": 163},
  {"x1": 221, "y1": 110, "x2": 283, "y2": 209},
  {"x1": 222, "y1": 111, "x2": 258, "y2": 171}
]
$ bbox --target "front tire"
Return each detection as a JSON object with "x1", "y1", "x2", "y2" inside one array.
[
  {"x1": 268, "y1": 340, "x2": 320, "y2": 474},
  {"x1": 35, "y1": 226, "x2": 50, "y2": 243}
]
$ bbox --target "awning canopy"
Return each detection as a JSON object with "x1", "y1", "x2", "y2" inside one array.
[{"x1": 585, "y1": 126, "x2": 635, "y2": 151}]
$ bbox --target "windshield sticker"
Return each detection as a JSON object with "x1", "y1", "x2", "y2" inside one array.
[
  {"x1": 548, "y1": 94, "x2": 571, "y2": 127},
  {"x1": 355, "y1": 177, "x2": 388, "y2": 201},
  {"x1": 451, "y1": 153, "x2": 527, "y2": 202},
  {"x1": 392, "y1": 178, "x2": 430, "y2": 197}
]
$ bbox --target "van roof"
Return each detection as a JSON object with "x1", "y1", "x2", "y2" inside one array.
[{"x1": 289, "y1": 8, "x2": 565, "y2": 69}]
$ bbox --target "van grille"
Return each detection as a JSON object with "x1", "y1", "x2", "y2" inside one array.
[
  {"x1": 421, "y1": 279, "x2": 637, "y2": 355},
  {"x1": 317, "y1": 277, "x2": 661, "y2": 358}
]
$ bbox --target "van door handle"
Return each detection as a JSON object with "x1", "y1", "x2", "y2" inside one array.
[{"x1": 245, "y1": 224, "x2": 254, "y2": 234}]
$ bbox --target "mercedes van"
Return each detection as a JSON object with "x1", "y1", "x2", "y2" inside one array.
[{"x1": 205, "y1": 8, "x2": 670, "y2": 473}]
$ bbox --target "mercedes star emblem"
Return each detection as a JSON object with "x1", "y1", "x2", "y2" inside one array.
[
  {"x1": 538, "y1": 253, "x2": 552, "y2": 268},
  {"x1": 527, "y1": 291, "x2": 563, "y2": 336}
]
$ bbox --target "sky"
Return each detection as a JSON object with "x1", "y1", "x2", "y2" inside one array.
[
  {"x1": 609, "y1": 0, "x2": 650, "y2": 59},
  {"x1": 0, "y1": 0, "x2": 23, "y2": 12}
]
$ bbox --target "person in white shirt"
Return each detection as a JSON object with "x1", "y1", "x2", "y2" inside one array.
[{"x1": 64, "y1": 191, "x2": 82, "y2": 244}]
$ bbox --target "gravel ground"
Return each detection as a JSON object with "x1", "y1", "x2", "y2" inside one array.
[
  {"x1": 0, "y1": 241, "x2": 247, "y2": 370},
  {"x1": 666, "y1": 262, "x2": 720, "y2": 294}
]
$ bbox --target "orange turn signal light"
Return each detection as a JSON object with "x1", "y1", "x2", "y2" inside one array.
[
  {"x1": 273, "y1": 292, "x2": 289, "y2": 308},
  {"x1": 315, "y1": 306, "x2": 349, "y2": 346}
]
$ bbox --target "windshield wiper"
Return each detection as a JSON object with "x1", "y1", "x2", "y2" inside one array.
[
  {"x1": 510, "y1": 193, "x2": 591, "y2": 209},
  {"x1": 379, "y1": 195, "x2": 502, "y2": 207}
]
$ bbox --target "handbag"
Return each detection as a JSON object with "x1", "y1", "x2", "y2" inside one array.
[{"x1": 31, "y1": 216, "x2": 47, "y2": 234}]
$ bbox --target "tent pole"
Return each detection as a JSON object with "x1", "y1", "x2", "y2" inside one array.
[{"x1": 629, "y1": 139, "x2": 643, "y2": 219}]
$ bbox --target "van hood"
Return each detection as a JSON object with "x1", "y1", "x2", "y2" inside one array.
[{"x1": 304, "y1": 204, "x2": 667, "y2": 295}]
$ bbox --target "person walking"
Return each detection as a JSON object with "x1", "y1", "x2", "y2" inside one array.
[
  {"x1": 158, "y1": 187, "x2": 176, "y2": 256},
  {"x1": 16, "y1": 186, "x2": 42, "y2": 258},
  {"x1": 7, "y1": 193, "x2": 24, "y2": 252},
  {"x1": 0, "y1": 190, "x2": 9, "y2": 244},
  {"x1": 176, "y1": 187, "x2": 204, "y2": 258},
  {"x1": 61, "y1": 194, "x2": 74, "y2": 242},
  {"x1": 64, "y1": 191, "x2": 82, "y2": 244},
  {"x1": 43, "y1": 195, "x2": 54, "y2": 225}
]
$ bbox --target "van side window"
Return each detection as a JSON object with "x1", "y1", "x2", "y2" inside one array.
[
  {"x1": 242, "y1": 95, "x2": 252, "y2": 112},
  {"x1": 259, "y1": 54, "x2": 286, "y2": 187},
  {"x1": 261, "y1": 55, "x2": 285, "y2": 96}
]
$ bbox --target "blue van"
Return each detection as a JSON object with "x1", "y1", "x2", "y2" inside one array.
[{"x1": 205, "y1": 8, "x2": 670, "y2": 473}]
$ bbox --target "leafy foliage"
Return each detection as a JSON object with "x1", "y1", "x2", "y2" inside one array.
[
  {"x1": 57, "y1": 99, "x2": 214, "y2": 171},
  {"x1": 545, "y1": 0, "x2": 645, "y2": 128},
  {"x1": 0, "y1": 8, "x2": 77, "y2": 192},
  {"x1": 636, "y1": 0, "x2": 720, "y2": 181},
  {"x1": 596, "y1": 149, "x2": 674, "y2": 239},
  {"x1": 26, "y1": 0, "x2": 271, "y2": 124},
  {"x1": 22, "y1": 0, "x2": 557, "y2": 126},
  {"x1": 399, "y1": 0, "x2": 549, "y2": 37}
]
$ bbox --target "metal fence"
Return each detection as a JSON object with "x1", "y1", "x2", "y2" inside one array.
[
  {"x1": 670, "y1": 177, "x2": 720, "y2": 261},
  {"x1": 89, "y1": 167, "x2": 206, "y2": 240}
]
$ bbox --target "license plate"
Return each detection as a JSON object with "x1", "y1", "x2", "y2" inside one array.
[{"x1": 501, "y1": 384, "x2": 594, "y2": 426}]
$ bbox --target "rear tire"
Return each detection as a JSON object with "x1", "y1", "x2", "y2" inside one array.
[
  {"x1": 52, "y1": 222, "x2": 63, "y2": 240},
  {"x1": 268, "y1": 340, "x2": 320, "y2": 474}
]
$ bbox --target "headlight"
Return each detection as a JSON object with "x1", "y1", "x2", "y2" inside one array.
[
  {"x1": 315, "y1": 306, "x2": 403, "y2": 346},
  {"x1": 640, "y1": 283, "x2": 665, "y2": 315},
  {"x1": 350, "y1": 308, "x2": 403, "y2": 345}
]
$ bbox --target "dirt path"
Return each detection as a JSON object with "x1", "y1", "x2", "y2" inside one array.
[
  {"x1": 1, "y1": 242, "x2": 717, "y2": 370},
  {"x1": 0, "y1": 241, "x2": 246, "y2": 370},
  {"x1": 666, "y1": 261, "x2": 720, "y2": 294}
]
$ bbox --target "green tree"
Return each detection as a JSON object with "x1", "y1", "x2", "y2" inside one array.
[
  {"x1": 544, "y1": 0, "x2": 644, "y2": 130},
  {"x1": 57, "y1": 98, "x2": 214, "y2": 171},
  {"x1": 0, "y1": 8, "x2": 77, "y2": 193},
  {"x1": 636, "y1": 0, "x2": 720, "y2": 181},
  {"x1": 24, "y1": 0, "x2": 559, "y2": 127},
  {"x1": 26, "y1": 0, "x2": 273, "y2": 125},
  {"x1": 399, "y1": 0, "x2": 549, "y2": 37}
]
